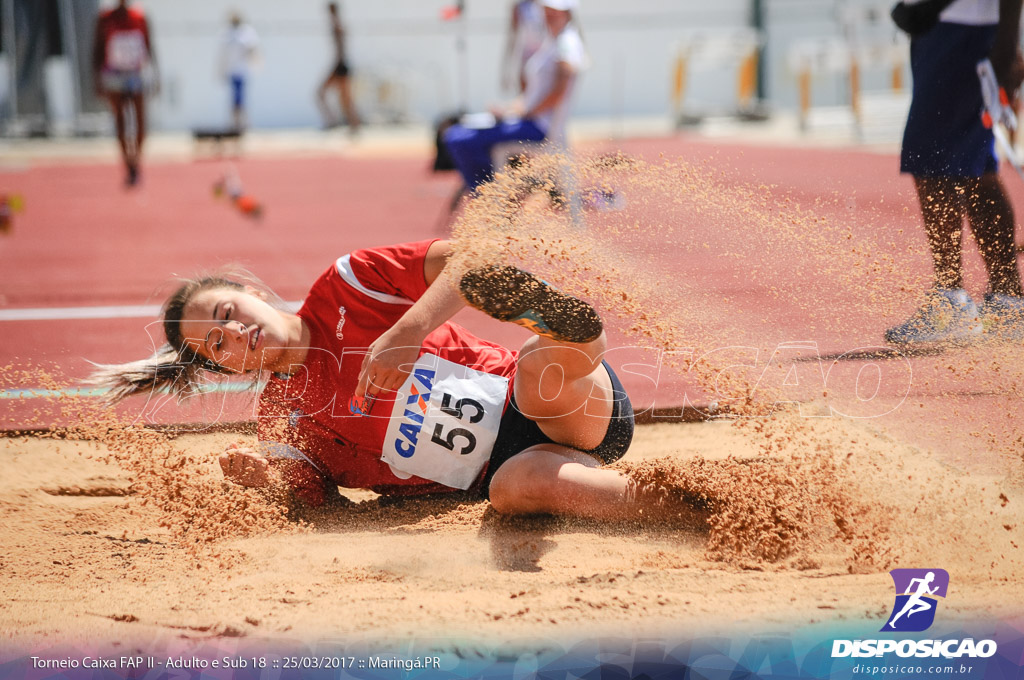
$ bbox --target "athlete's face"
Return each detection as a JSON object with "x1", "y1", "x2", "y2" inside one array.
[
  {"x1": 179, "y1": 287, "x2": 292, "y2": 374},
  {"x1": 544, "y1": 7, "x2": 570, "y2": 35}
]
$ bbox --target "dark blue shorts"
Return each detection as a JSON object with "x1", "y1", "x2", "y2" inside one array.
[
  {"x1": 480, "y1": 361, "x2": 635, "y2": 498},
  {"x1": 442, "y1": 118, "x2": 547, "y2": 189},
  {"x1": 900, "y1": 22, "x2": 998, "y2": 177},
  {"x1": 231, "y1": 76, "x2": 245, "y2": 109},
  {"x1": 100, "y1": 69, "x2": 145, "y2": 95}
]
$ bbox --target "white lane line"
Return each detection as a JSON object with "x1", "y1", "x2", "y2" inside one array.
[
  {"x1": 0, "y1": 305, "x2": 163, "y2": 321},
  {"x1": 0, "y1": 383, "x2": 254, "y2": 400},
  {"x1": 0, "y1": 301, "x2": 302, "y2": 321}
]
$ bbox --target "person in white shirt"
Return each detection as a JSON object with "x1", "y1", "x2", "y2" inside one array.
[
  {"x1": 220, "y1": 12, "x2": 260, "y2": 131},
  {"x1": 444, "y1": 0, "x2": 587, "y2": 190}
]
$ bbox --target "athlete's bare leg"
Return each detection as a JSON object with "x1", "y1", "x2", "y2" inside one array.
[
  {"x1": 964, "y1": 173, "x2": 1023, "y2": 296},
  {"x1": 232, "y1": 102, "x2": 246, "y2": 132},
  {"x1": 108, "y1": 93, "x2": 141, "y2": 185},
  {"x1": 108, "y1": 94, "x2": 130, "y2": 161},
  {"x1": 128, "y1": 93, "x2": 145, "y2": 178},
  {"x1": 514, "y1": 332, "x2": 612, "y2": 451},
  {"x1": 914, "y1": 175, "x2": 967, "y2": 290},
  {"x1": 316, "y1": 76, "x2": 336, "y2": 127},
  {"x1": 488, "y1": 443, "x2": 707, "y2": 524},
  {"x1": 335, "y1": 75, "x2": 360, "y2": 134},
  {"x1": 491, "y1": 335, "x2": 680, "y2": 520},
  {"x1": 130, "y1": 92, "x2": 145, "y2": 158},
  {"x1": 459, "y1": 265, "x2": 708, "y2": 522},
  {"x1": 316, "y1": 75, "x2": 360, "y2": 133}
]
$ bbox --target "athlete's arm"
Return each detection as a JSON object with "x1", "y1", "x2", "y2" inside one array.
[
  {"x1": 143, "y1": 15, "x2": 161, "y2": 95},
  {"x1": 390, "y1": 240, "x2": 465, "y2": 336},
  {"x1": 92, "y1": 17, "x2": 106, "y2": 95},
  {"x1": 355, "y1": 240, "x2": 466, "y2": 399},
  {"x1": 220, "y1": 442, "x2": 339, "y2": 507},
  {"x1": 523, "y1": 61, "x2": 573, "y2": 118},
  {"x1": 423, "y1": 239, "x2": 452, "y2": 286}
]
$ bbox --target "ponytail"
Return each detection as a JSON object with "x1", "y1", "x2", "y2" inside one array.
[{"x1": 88, "y1": 346, "x2": 222, "y2": 402}]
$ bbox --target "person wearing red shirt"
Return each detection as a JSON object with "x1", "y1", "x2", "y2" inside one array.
[
  {"x1": 93, "y1": 240, "x2": 699, "y2": 522},
  {"x1": 92, "y1": 0, "x2": 158, "y2": 187}
]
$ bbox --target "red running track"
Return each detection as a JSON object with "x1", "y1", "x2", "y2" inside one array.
[{"x1": 1, "y1": 134, "x2": 1022, "y2": 470}]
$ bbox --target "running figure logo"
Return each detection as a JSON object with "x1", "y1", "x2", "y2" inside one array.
[{"x1": 882, "y1": 569, "x2": 950, "y2": 632}]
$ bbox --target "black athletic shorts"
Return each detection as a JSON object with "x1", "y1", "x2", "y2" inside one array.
[
  {"x1": 332, "y1": 60, "x2": 351, "y2": 78},
  {"x1": 480, "y1": 360, "x2": 634, "y2": 498}
]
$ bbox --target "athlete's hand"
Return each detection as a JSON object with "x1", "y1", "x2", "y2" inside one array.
[
  {"x1": 355, "y1": 327, "x2": 424, "y2": 402},
  {"x1": 219, "y1": 443, "x2": 272, "y2": 487},
  {"x1": 504, "y1": 98, "x2": 527, "y2": 119}
]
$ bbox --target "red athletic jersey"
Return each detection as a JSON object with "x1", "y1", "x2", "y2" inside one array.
[
  {"x1": 94, "y1": 6, "x2": 152, "y2": 71},
  {"x1": 257, "y1": 239, "x2": 518, "y2": 506}
]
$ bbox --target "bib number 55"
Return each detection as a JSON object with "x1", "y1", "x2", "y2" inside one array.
[{"x1": 431, "y1": 393, "x2": 484, "y2": 456}]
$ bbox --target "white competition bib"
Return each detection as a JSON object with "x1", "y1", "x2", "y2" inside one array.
[
  {"x1": 381, "y1": 354, "x2": 508, "y2": 490},
  {"x1": 107, "y1": 31, "x2": 146, "y2": 70}
]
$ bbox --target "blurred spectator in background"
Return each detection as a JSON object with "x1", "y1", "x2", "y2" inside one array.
[
  {"x1": 886, "y1": 0, "x2": 1024, "y2": 344},
  {"x1": 93, "y1": 0, "x2": 158, "y2": 187},
  {"x1": 317, "y1": 2, "x2": 361, "y2": 135},
  {"x1": 502, "y1": 0, "x2": 546, "y2": 94},
  {"x1": 220, "y1": 11, "x2": 260, "y2": 132},
  {"x1": 444, "y1": 0, "x2": 587, "y2": 191}
]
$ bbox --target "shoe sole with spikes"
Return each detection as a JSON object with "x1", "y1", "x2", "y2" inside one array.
[{"x1": 459, "y1": 265, "x2": 603, "y2": 344}]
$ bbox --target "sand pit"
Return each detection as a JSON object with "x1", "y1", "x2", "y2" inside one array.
[
  {"x1": 2, "y1": 413, "x2": 1021, "y2": 651},
  {"x1": 3, "y1": 148, "x2": 1024, "y2": 676}
]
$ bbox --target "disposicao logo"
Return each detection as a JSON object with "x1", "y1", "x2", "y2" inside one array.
[
  {"x1": 831, "y1": 568, "x2": 998, "y2": 660},
  {"x1": 882, "y1": 568, "x2": 949, "y2": 632}
]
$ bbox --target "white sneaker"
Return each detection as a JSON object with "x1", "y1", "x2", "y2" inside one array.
[
  {"x1": 979, "y1": 292, "x2": 1024, "y2": 341},
  {"x1": 884, "y1": 288, "x2": 983, "y2": 346}
]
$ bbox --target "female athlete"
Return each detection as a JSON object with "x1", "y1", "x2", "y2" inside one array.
[{"x1": 93, "y1": 239, "x2": 694, "y2": 521}]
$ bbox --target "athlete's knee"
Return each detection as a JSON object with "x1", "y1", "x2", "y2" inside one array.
[{"x1": 488, "y1": 449, "x2": 562, "y2": 515}]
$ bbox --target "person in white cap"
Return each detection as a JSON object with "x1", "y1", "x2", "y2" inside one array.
[{"x1": 444, "y1": 0, "x2": 587, "y2": 191}]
